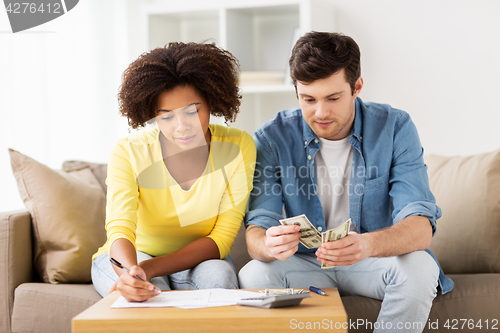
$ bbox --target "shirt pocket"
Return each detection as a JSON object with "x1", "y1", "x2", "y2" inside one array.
[
  {"x1": 361, "y1": 173, "x2": 392, "y2": 231},
  {"x1": 364, "y1": 173, "x2": 389, "y2": 192}
]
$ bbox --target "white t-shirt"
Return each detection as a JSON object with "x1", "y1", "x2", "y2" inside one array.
[{"x1": 314, "y1": 136, "x2": 353, "y2": 231}]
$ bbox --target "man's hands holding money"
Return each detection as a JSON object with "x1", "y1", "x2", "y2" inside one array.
[
  {"x1": 265, "y1": 225, "x2": 302, "y2": 261},
  {"x1": 315, "y1": 231, "x2": 370, "y2": 267},
  {"x1": 267, "y1": 215, "x2": 370, "y2": 265}
]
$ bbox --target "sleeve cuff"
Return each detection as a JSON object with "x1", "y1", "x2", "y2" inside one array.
[
  {"x1": 245, "y1": 208, "x2": 284, "y2": 230},
  {"x1": 394, "y1": 201, "x2": 442, "y2": 235}
]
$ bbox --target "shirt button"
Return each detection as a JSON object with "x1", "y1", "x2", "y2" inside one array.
[
  {"x1": 308, "y1": 155, "x2": 312, "y2": 160},
  {"x1": 314, "y1": 139, "x2": 318, "y2": 143},
  {"x1": 318, "y1": 226, "x2": 323, "y2": 231},
  {"x1": 360, "y1": 136, "x2": 363, "y2": 141},
  {"x1": 305, "y1": 141, "x2": 308, "y2": 145}
]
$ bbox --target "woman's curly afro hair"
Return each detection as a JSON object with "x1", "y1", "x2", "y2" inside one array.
[{"x1": 118, "y1": 42, "x2": 241, "y2": 129}]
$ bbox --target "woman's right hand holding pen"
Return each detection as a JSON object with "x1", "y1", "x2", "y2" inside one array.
[
  {"x1": 114, "y1": 265, "x2": 160, "y2": 302},
  {"x1": 108, "y1": 239, "x2": 160, "y2": 302}
]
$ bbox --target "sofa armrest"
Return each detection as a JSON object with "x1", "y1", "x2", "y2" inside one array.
[{"x1": 0, "y1": 210, "x2": 34, "y2": 333}]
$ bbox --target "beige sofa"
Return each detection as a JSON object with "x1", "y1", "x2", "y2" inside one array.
[{"x1": 2, "y1": 148, "x2": 500, "y2": 333}]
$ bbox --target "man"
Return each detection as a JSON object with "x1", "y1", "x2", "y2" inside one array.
[{"x1": 239, "y1": 32, "x2": 453, "y2": 332}]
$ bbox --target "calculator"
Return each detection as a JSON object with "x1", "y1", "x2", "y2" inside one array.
[{"x1": 237, "y1": 292, "x2": 310, "y2": 308}]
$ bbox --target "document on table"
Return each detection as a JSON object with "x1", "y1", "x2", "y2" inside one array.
[{"x1": 111, "y1": 289, "x2": 262, "y2": 309}]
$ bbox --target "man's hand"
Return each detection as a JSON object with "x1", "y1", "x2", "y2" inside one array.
[
  {"x1": 115, "y1": 265, "x2": 160, "y2": 302},
  {"x1": 315, "y1": 232, "x2": 371, "y2": 266},
  {"x1": 265, "y1": 225, "x2": 302, "y2": 261}
]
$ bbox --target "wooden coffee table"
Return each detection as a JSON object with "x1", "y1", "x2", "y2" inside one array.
[{"x1": 72, "y1": 288, "x2": 347, "y2": 333}]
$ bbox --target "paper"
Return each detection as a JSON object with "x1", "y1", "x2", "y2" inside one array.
[{"x1": 111, "y1": 289, "x2": 262, "y2": 309}]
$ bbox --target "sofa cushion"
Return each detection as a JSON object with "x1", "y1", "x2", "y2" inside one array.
[
  {"x1": 426, "y1": 149, "x2": 500, "y2": 274},
  {"x1": 11, "y1": 283, "x2": 101, "y2": 333},
  {"x1": 230, "y1": 223, "x2": 251, "y2": 272},
  {"x1": 9, "y1": 149, "x2": 106, "y2": 283}
]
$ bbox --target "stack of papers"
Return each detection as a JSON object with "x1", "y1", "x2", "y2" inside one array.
[{"x1": 111, "y1": 289, "x2": 262, "y2": 309}]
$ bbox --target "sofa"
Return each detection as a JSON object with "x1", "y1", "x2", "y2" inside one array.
[{"x1": 1, "y1": 148, "x2": 500, "y2": 333}]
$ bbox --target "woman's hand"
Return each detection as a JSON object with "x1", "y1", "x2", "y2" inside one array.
[{"x1": 115, "y1": 265, "x2": 160, "y2": 302}]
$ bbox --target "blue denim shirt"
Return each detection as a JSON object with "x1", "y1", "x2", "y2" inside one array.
[{"x1": 245, "y1": 97, "x2": 453, "y2": 294}]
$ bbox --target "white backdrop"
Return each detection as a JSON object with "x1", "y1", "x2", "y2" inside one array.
[
  {"x1": 1, "y1": 0, "x2": 499, "y2": 212},
  {"x1": 0, "y1": 0, "x2": 132, "y2": 212},
  {"x1": 326, "y1": 0, "x2": 500, "y2": 157}
]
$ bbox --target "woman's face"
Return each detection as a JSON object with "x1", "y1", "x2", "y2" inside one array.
[{"x1": 156, "y1": 85, "x2": 210, "y2": 152}]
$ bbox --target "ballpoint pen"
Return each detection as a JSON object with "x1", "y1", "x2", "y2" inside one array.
[
  {"x1": 110, "y1": 257, "x2": 161, "y2": 293},
  {"x1": 309, "y1": 286, "x2": 327, "y2": 296}
]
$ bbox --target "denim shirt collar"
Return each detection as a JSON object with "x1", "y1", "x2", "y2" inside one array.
[
  {"x1": 301, "y1": 116, "x2": 318, "y2": 148},
  {"x1": 301, "y1": 97, "x2": 365, "y2": 147},
  {"x1": 352, "y1": 97, "x2": 364, "y2": 143}
]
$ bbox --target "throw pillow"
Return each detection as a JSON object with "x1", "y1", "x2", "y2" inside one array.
[
  {"x1": 426, "y1": 149, "x2": 500, "y2": 274},
  {"x1": 9, "y1": 149, "x2": 107, "y2": 283},
  {"x1": 62, "y1": 160, "x2": 107, "y2": 193}
]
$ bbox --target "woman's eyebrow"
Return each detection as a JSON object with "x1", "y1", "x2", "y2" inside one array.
[{"x1": 158, "y1": 103, "x2": 201, "y2": 113}]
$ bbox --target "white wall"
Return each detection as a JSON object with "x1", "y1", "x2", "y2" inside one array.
[
  {"x1": 0, "y1": 0, "x2": 132, "y2": 212},
  {"x1": 1, "y1": 0, "x2": 499, "y2": 212},
  {"x1": 325, "y1": 0, "x2": 500, "y2": 156}
]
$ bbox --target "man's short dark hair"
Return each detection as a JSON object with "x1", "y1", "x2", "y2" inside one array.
[{"x1": 289, "y1": 31, "x2": 361, "y2": 94}]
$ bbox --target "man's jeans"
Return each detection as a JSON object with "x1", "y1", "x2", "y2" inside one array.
[
  {"x1": 239, "y1": 251, "x2": 439, "y2": 333},
  {"x1": 92, "y1": 251, "x2": 238, "y2": 297}
]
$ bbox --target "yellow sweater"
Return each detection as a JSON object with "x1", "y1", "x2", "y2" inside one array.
[{"x1": 93, "y1": 124, "x2": 256, "y2": 261}]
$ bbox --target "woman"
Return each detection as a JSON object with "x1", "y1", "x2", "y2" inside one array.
[{"x1": 91, "y1": 42, "x2": 256, "y2": 302}]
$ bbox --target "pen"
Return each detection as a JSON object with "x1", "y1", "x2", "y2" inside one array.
[
  {"x1": 109, "y1": 257, "x2": 161, "y2": 293},
  {"x1": 309, "y1": 286, "x2": 327, "y2": 296}
]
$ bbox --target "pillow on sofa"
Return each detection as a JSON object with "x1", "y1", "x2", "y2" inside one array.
[
  {"x1": 426, "y1": 149, "x2": 500, "y2": 274},
  {"x1": 9, "y1": 149, "x2": 106, "y2": 283},
  {"x1": 62, "y1": 160, "x2": 107, "y2": 193}
]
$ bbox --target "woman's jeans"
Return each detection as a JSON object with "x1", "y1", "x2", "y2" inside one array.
[{"x1": 92, "y1": 251, "x2": 239, "y2": 297}]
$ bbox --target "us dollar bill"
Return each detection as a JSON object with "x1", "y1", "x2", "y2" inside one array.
[
  {"x1": 259, "y1": 288, "x2": 305, "y2": 296},
  {"x1": 321, "y1": 218, "x2": 351, "y2": 269},
  {"x1": 279, "y1": 214, "x2": 322, "y2": 249}
]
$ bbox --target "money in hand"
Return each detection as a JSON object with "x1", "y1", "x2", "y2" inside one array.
[
  {"x1": 279, "y1": 215, "x2": 352, "y2": 268},
  {"x1": 321, "y1": 219, "x2": 351, "y2": 269},
  {"x1": 279, "y1": 214, "x2": 322, "y2": 249}
]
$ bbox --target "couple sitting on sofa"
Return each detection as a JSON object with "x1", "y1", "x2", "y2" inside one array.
[{"x1": 93, "y1": 31, "x2": 453, "y2": 333}]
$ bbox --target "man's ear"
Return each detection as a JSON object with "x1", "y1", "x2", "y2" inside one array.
[{"x1": 353, "y1": 76, "x2": 364, "y2": 98}]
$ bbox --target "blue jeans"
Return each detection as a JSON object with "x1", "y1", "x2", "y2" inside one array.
[
  {"x1": 239, "y1": 251, "x2": 439, "y2": 333},
  {"x1": 92, "y1": 251, "x2": 238, "y2": 297}
]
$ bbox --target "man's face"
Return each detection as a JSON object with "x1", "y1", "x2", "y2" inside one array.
[{"x1": 297, "y1": 69, "x2": 363, "y2": 141}]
